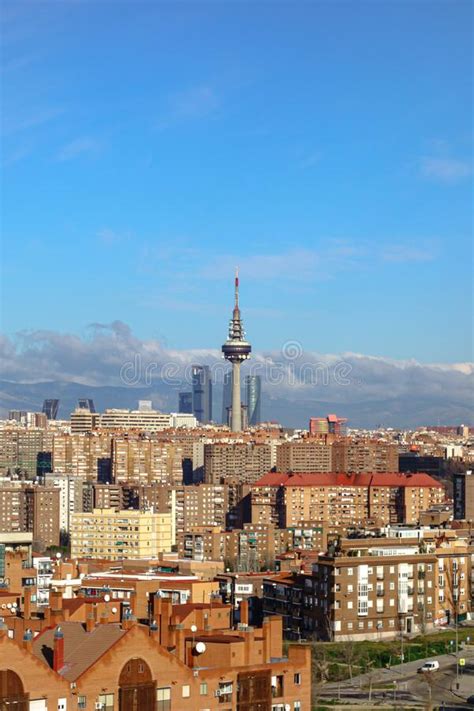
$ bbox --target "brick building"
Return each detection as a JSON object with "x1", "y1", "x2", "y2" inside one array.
[{"x1": 251, "y1": 472, "x2": 445, "y2": 528}]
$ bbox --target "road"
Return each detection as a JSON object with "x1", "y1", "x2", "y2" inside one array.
[{"x1": 317, "y1": 648, "x2": 474, "y2": 708}]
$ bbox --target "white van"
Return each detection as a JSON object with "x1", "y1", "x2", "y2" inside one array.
[{"x1": 418, "y1": 660, "x2": 440, "y2": 673}]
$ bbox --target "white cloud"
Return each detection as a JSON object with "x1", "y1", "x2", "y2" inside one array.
[
  {"x1": 155, "y1": 84, "x2": 219, "y2": 130},
  {"x1": 56, "y1": 137, "x2": 101, "y2": 162},
  {"x1": 0, "y1": 323, "x2": 472, "y2": 427},
  {"x1": 420, "y1": 157, "x2": 472, "y2": 183}
]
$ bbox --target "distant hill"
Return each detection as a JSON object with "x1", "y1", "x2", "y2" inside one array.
[{"x1": 1, "y1": 378, "x2": 472, "y2": 429}]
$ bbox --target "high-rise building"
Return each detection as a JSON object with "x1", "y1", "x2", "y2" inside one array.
[
  {"x1": 246, "y1": 375, "x2": 261, "y2": 426},
  {"x1": 178, "y1": 391, "x2": 193, "y2": 414},
  {"x1": 42, "y1": 399, "x2": 59, "y2": 420},
  {"x1": 222, "y1": 271, "x2": 251, "y2": 432},
  {"x1": 453, "y1": 470, "x2": 474, "y2": 521},
  {"x1": 78, "y1": 398, "x2": 95, "y2": 413},
  {"x1": 70, "y1": 508, "x2": 173, "y2": 559},
  {"x1": 191, "y1": 365, "x2": 212, "y2": 423},
  {"x1": 222, "y1": 371, "x2": 232, "y2": 424}
]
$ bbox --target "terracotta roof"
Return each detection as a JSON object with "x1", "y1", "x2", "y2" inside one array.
[
  {"x1": 32, "y1": 621, "x2": 127, "y2": 681},
  {"x1": 253, "y1": 471, "x2": 443, "y2": 488}
]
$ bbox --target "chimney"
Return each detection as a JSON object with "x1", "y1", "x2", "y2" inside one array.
[
  {"x1": 262, "y1": 617, "x2": 271, "y2": 663},
  {"x1": 121, "y1": 608, "x2": 136, "y2": 631},
  {"x1": 23, "y1": 587, "x2": 32, "y2": 620},
  {"x1": 85, "y1": 604, "x2": 95, "y2": 633},
  {"x1": 53, "y1": 626, "x2": 65, "y2": 672},
  {"x1": 0, "y1": 619, "x2": 7, "y2": 638},
  {"x1": 153, "y1": 593, "x2": 162, "y2": 621},
  {"x1": 239, "y1": 599, "x2": 249, "y2": 626},
  {"x1": 174, "y1": 623, "x2": 186, "y2": 662},
  {"x1": 50, "y1": 590, "x2": 63, "y2": 611},
  {"x1": 160, "y1": 598, "x2": 172, "y2": 647},
  {"x1": 23, "y1": 628, "x2": 33, "y2": 653}
]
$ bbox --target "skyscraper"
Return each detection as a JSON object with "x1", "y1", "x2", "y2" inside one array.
[
  {"x1": 42, "y1": 399, "x2": 59, "y2": 420},
  {"x1": 191, "y1": 365, "x2": 212, "y2": 423},
  {"x1": 78, "y1": 398, "x2": 95, "y2": 413},
  {"x1": 179, "y1": 392, "x2": 193, "y2": 414},
  {"x1": 222, "y1": 371, "x2": 232, "y2": 424},
  {"x1": 222, "y1": 271, "x2": 251, "y2": 432},
  {"x1": 245, "y1": 375, "x2": 261, "y2": 426}
]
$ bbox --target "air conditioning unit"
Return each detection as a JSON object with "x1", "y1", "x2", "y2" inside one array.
[
  {"x1": 95, "y1": 703, "x2": 104, "y2": 710},
  {"x1": 215, "y1": 689, "x2": 221, "y2": 697}
]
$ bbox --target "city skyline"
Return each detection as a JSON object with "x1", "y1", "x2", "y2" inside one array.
[{"x1": 1, "y1": 1, "x2": 472, "y2": 366}]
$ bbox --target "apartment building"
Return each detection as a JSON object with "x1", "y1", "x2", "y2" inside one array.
[
  {"x1": 111, "y1": 436, "x2": 183, "y2": 484},
  {"x1": 252, "y1": 472, "x2": 445, "y2": 528},
  {"x1": 0, "y1": 426, "x2": 45, "y2": 477},
  {"x1": 263, "y1": 532, "x2": 472, "y2": 642},
  {"x1": 276, "y1": 439, "x2": 333, "y2": 472},
  {"x1": 178, "y1": 522, "x2": 333, "y2": 572},
  {"x1": 332, "y1": 438, "x2": 399, "y2": 473},
  {"x1": 70, "y1": 508, "x2": 173, "y2": 560},
  {"x1": 0, "y1": 484, "x2": 60, "y2": 549},
  {"x1": 454, "y1": 470, "x2": 474, "y2": 521},
  {"x1": 204, "y1": 442, "x2": 272, "y2": 484}
]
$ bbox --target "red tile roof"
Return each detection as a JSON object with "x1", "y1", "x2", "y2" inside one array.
[{"x1": 253, "y1": 472, "x2": 443, "y2": 488}]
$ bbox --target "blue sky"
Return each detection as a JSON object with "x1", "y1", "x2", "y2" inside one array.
[{"x1": 1, "y1": 0, "x2": 472, "y2": 364}]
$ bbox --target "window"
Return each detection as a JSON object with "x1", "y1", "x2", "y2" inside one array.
[
  {"x1": 200, "y1": 682, "x2": 208, "y2": 696},
  {"x1": 294, "y1": 703, "x2": 301, "y2": 711},
  {"x1": 157, "y1": 687, "x2": 171, "y2": 711},
  {"x1": 98, "y1": 694, "x2": 114, "y2": 711},
  {"x1": 182, "y1": 685, "x2": 190, "y2": 698},
  {"x1": 347, "y1": 584, "x2": 353, "y2": 593},
  {"x1": 347, "y1": 568, "x2": 353, "y2": 576},
  {"x1": 78, "y1": 697, "x2": 86, "y2": 710},
  {"x1": 347, "y1": 601, "x2": 353, "y2": 610},
  {"x1": 294, "y1": 673, "x2": 301, "y2": 685}
]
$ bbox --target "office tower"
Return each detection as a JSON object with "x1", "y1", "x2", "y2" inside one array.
[
  {"x1": 191, "y1": 365, "x2": 212, "y2": 423},
  {"x1": 221, "y1": 271, "x2": 251, "y2": 432},
  {"x1": 178, "y1": 391, "x2": 193, "y2": 414},
  {"x1": 78, "y1": 398, "x2": 95, "y2": 413},
  {"x1": 453, "y1": 470, "x2": 474, "y2": 521},
  {"x1": 8, "y1": 410, "x2": 27, "y2": 422},
  {"x1": 245, "y1": 375, "x2": 261, "y2": 426},
  {"x1": 42, "y1": 399, "x2": 59, "y2": 420},
  {"x1": 222, "y1": 371, "x2": 232, "y2": 424}
]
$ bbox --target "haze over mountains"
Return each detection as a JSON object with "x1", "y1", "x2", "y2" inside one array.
[{"x1": 1, "y1": 322, "x2": 472, "y2": 428}]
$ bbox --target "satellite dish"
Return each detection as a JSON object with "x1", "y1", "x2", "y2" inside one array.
[
  {"x1": 111, "y1": 607, "x2": 118, "y2": 614},
  {"x1": 6, "y1": 603, "x2": 12, "y2": 609},
  {"x1": 190, "y1": 624, "x2": 197, "y2": 633},
  {"x1": 1, "y1": 604, "x2": 6, "y2": 609},
  {"x1": 104, "y1": 594, "x2": 111, "y2": 603},
  {"x1": 56, "y1": 552, "x2": 62, "y2": 560},
  {"x1": 11, "y1": 603, "x2": 17, "y2": 609},
  {"x1": 195, "y1": 641, "x2": 206, "y2": 654}
]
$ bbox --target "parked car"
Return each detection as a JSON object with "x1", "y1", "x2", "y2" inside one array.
[{"x1": 417, "y1": 660, "x2": 440, "y2": 673}]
